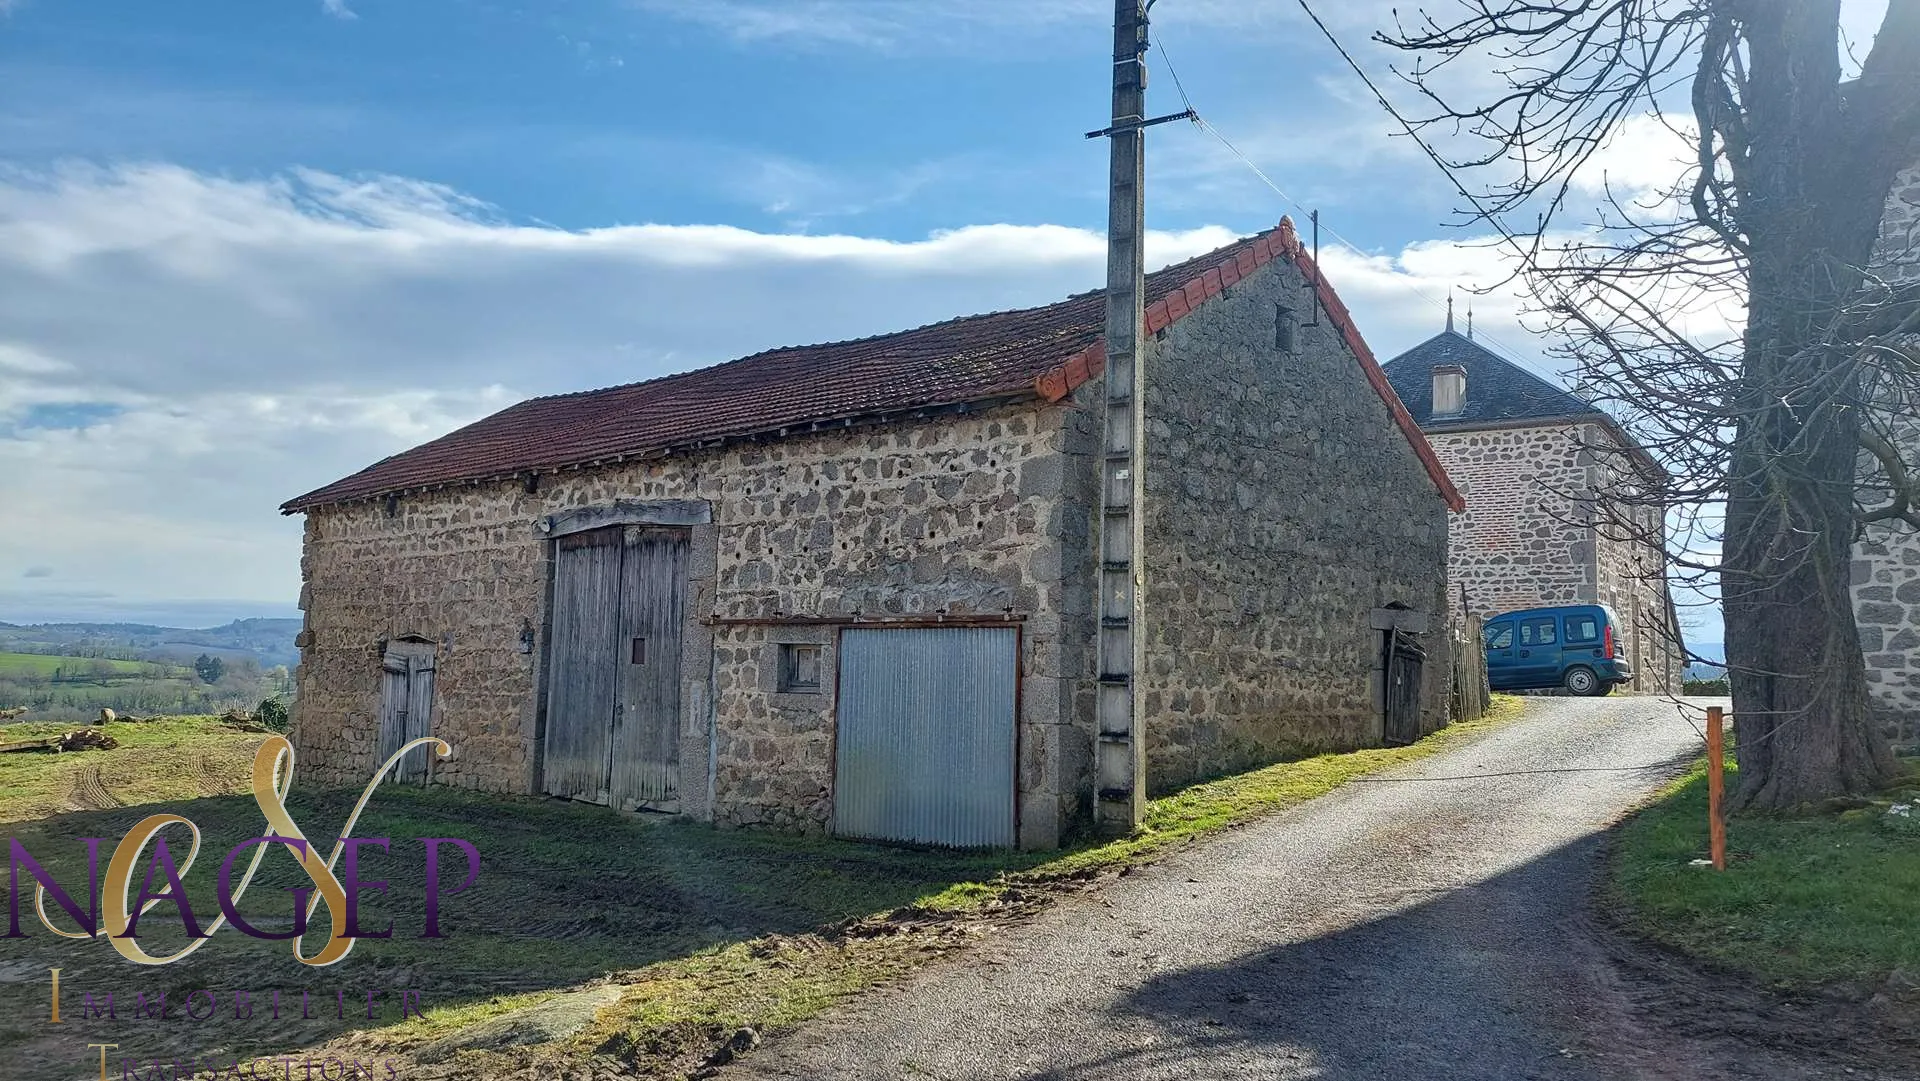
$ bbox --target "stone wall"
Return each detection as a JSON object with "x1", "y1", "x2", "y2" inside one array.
[
  {"x1": 294, "y1": 402, "x2": 1089, "y2": 848},
  {"x1": 1426, "y1": 424, "x2": 1595, "y2": 615},
  {"x1": 1855, "y1": 160, "x2": 1920, "y2": 750},
  {"x1": 1590, "y1": 446, "x2": 1685, "y2": 694},
  {"x1": 1133, "y1": 254, "x2": 1455, "y2": 792},
  {"x1": 1593, "y1": 516, "x2": 1684, "y2": 694},
  {"x1": 1425, "y1": 420, "x2": 1682, "y2": 691}
]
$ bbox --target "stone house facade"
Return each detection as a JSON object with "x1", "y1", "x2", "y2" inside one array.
[
  {"x1": 1382, "y1": 326, "x2": 1684, "y2": 693},
  {"x1": 1855, "y1": 160, "x2": 1920, "y2": 751},
  {"x1": 284, "y1": 219, "x2": 1461, "y2": 849}
]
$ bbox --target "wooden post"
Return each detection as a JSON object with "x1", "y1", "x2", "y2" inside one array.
[{"x1": 1706, "y1": 705, "x2": 1727, "y2": 870}]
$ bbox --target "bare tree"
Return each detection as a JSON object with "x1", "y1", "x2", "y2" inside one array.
[{"x1": 1377, "y1": 1, "x2": 1920, "y2": 808}]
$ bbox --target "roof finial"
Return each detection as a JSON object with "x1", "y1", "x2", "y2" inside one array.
[
  {"x1": 1446, "y1": 290, "x2": 1455, "y2": 333},
  {"x1": 1466, "y1": 301, "x2": 1474, "y2": 340}
]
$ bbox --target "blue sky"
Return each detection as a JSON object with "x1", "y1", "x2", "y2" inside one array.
[
  {"x1": 12, "y1": 0, "x2": 1878, "y2": 637},
  {"x1": 0, "y1": 0, "x2": 1464, "y2": 241}
]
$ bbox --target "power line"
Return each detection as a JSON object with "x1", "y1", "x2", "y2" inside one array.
[
  {"x1": 1287, "y1": 0, "x2": 1578, "y2": 373},
  {"x1": 1151, "y1": 29, "x2": 1557, "y2": 379},
  {"x1": 1289, "y1": 0, "x2": 1533, "y2": 254}
]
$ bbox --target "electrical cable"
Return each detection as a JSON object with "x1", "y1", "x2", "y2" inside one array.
[{"x1": 1150, "y1": 31, "x2": 1552, "y2": 378}]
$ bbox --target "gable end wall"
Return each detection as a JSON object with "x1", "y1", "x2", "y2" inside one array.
[
  {"x1": 1422, "y1": 421, "x2": 1682, "y2": 691},
  {"x1": 1133, "y1": 254, "x2": 1454, "y2": 792}
]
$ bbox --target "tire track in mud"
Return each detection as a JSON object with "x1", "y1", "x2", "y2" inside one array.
[{"x1": 66, "y1": 763, "x2": 123, "y2": 811}]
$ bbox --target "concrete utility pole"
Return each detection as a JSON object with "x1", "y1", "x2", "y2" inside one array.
[{"x1": 1094, "y1": 0, "x2": 1150, "y2": 832}]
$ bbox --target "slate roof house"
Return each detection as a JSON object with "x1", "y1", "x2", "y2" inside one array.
[
  {"x1": 1856, "y1": 159, "x2": 1920, "y2": 751},
  {"x1": 1382, "y1": 320, "x2": 1684, "y2": 694},
  {"x1": 284, "y1": 219, "x2": 1462, "y2": 850}
]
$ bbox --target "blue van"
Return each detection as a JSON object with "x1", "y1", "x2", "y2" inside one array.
[{"x1": 1484, "y1": 604, "x2": 1633, "y2": 696}]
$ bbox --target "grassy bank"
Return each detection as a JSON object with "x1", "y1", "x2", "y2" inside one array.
[
  {"x1": 0, "y1": 714, "x2": 264, "y2": 822},
  {"x1": 1608, "y1": 757, "x2": 1920, "y2": 989}
]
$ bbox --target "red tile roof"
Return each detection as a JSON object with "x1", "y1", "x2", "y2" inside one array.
[{"x1": 284, "y1": 219, "x2": 1462, "y2": 513}]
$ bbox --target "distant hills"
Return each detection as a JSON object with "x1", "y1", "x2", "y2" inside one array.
[
  {"x1": 0, "y1": 618, "x2": 302, "y2": 668},
  {"x1": 1685, "y1": 641, "x2": 1726, "y2": 681}
]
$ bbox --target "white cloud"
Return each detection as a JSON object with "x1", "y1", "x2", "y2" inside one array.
[
  {"x1": 320, "y1": 0, "x2": 357, "y2": 20},
  {"x1": 0, "y1": 162, "x2": 1617, "y2": 623},
  {"x1": 632, "y1": 0, "x2": 1317, "y2": 50},
  {"x1": 0, "y1": 163, "x2": 1257, "y2": 619},
  {"x1": 1570, "y1": 113, "x2": 1697, "y2": 203}
]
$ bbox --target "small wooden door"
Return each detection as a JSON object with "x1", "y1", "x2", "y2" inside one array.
[
  {"x1": 543, "y1": 525, "x2": 687, "y2": 810},
  {"x1": 378, "y1": 641, "x2": 436, "y2": 784}
]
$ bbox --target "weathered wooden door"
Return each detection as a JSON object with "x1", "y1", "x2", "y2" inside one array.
[
  {"x1": 543, "y1": 525, "x2": 686, "y2": 810},
  {"x1": 378, "y1": 640, "x2": 436, "y2": 783},
  {"x1": 1383, "y1": 630, "x2": 1426, "y2": 746},
  {"x1": 611, "y1": 526, "x2": 687, "y2": 808}
]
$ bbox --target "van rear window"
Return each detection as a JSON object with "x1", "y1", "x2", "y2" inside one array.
[{"x1": 1566, "y1": 615, "x2": 1601, "y2": 644}]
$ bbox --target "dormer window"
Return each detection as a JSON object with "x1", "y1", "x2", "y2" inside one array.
[{"x1": 1432, "y1": 364, "x2": 1467, "y2": 416}]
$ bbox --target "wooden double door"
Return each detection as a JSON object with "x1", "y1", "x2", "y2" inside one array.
[{"x1": 542, "y1": 525, "x2": 687, "y2": 810}]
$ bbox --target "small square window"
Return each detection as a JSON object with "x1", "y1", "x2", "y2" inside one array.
[{"x1": 778, "y1": 644, "x2": 823, "y2": 693}]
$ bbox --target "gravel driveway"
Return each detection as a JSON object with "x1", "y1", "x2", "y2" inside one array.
[{"x1": 719, "y1": 696, "x2": 1907, "y2": 1081}]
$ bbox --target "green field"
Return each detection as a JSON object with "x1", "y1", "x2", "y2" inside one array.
[
  {"x1": 0, "y1": 650, "x2": 275, "y2": 718},
  {"x1": 0, "y1": 714, "x2": 267, "y2": 822},
  {"x1": 0, "y1": 651, "x2": 161, "y2": 678}
]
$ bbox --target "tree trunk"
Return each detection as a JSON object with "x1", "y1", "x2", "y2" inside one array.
[
  {"x1": 1723, "y1": 412, "x2": 1901, "y2": 809},
  {"x1": 1720, "y1": 0, "x2": 1906, "y2": 810},
  {"x1": 1722, "y1": 233, "x2": 1902, "y2": 808}
]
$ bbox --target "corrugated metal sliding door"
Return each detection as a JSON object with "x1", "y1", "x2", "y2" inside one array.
[
  {"x1": 377, "y1": 641, "x2": 436, "y2": 784},
  {"x1": 543, "y1": 525, "x2": 687, "y2": 809},
  {"x1": 833, "y1": 627, "x2": 1017, "y2": 848},
  {"x1": 611, "y1": 525, "x2": 686, "y2": 809}
]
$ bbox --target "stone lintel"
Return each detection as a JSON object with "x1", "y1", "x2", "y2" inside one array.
[
  {"x1": 1369, "y1": 607, "x2": 1432, "y2": 634},
  {"x1": 541, "y1": 499, "x2": 713, "y2": 537}
]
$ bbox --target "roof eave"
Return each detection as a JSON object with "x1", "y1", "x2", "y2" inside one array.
[
  {"x1": 1416, "y1": 411, "x2": 1610, "y2": 435},
  {"x1": 281, "y1": 389, "x2": 1046, "y2": 514}
]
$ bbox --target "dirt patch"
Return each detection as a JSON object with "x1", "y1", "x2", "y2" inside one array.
[{"x1": 1593, "y1": 901, "x2": 1920, "y2": 1079}]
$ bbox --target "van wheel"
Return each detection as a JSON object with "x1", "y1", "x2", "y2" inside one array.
[{"x1": 1563, "y1": 666, "x2": 1603, "y2": 696}]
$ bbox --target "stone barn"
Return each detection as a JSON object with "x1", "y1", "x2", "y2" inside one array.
[
  {"x1": 1382, "y1": 320, "x2": 1685, "y2": 694},
  {"x1": 284, "y1": 219, "x2": 1461, "y2": 850}
]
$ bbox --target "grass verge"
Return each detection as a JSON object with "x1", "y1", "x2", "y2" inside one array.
[{"x1": 1607, "y1": 755, "x2": 1920, "y2": 990}]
